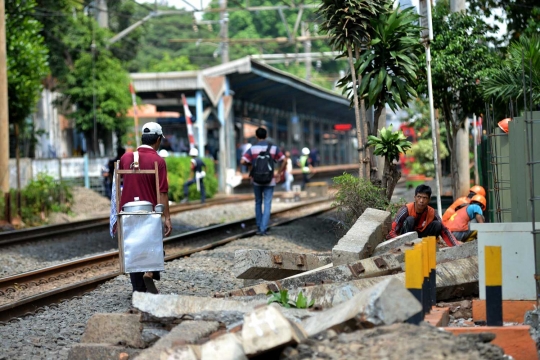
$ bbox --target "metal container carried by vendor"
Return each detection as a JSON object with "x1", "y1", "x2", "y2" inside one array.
[{"x1": 118, "y1": 198, "x2": 165, "y2": 273}]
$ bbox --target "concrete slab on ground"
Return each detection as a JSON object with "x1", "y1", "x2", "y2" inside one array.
[
  {"x1": 233, "y1": 249, "x2": 331, "y2": 280},
  {"x1": 372, "y1": 232, "x2": 418, "y2": 256},
  {"x1": 67, "y1": 344, "x2": 140, "y2": 360},
  {"x1": 80, "y1": 313, "x2": 144, "y2": 348},
  {"x1": 332, "y1": 208, "x2": 391, "y2": 266}
]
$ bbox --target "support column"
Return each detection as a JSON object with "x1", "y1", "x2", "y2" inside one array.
[
  {"x1": 337, "y1": 133, "x2": 343, "y2": 164},
  {"x1": 319, "y1": 121, "x2": 325, "y2": 165},
  {"x1": 196, "y1": 90, "x2": 205, "y2": 158},
  {"x1": 329, "y1": 126, "x2": 335, "y2": 165},
  {"x1": 218, "y1": 95, "x2": 227, "y2": 193},
  {"x1": 309, "y1": 118, "x2": 315, "y2": 149},
  {"x1": 287, "y1": 113, "x2": 292, "y2": 152},
  {"x1": 0, "y1": 0, "x2": 8, "y2": 192}
]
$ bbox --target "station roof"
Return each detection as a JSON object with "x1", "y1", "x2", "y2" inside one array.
[{"x1": 131, "y1": 56, "x2": 354, "y2": 122}]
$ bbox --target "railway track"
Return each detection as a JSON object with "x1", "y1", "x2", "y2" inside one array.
[
  {"x1": 0, "y1": 195, "x2": 254, "y2": 247},
  {"x1": 0, "y1": 198, "x2": 334, "y2": 323}
]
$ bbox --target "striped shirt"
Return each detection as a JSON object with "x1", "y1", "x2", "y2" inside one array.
[
  {"x1": 388, "y1": 205, "x2": 458, "y2": 246},
  {"x1": 241, "y1": 141, "x2": 285, "y2": 186}
]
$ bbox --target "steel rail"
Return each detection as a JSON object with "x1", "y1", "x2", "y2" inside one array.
[
  {"x1": 0, "y1": 198, "x2": 333, "y2": 323},
  {"x1": 0, "y1": 195, "x2": 254, "y2": 247}
]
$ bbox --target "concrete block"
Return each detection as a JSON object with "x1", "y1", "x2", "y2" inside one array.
[
  {"x1": 233, "y1": 249, "x2": 331, "y2": 280},
  {"x1": 80, "y1": 313, "x2": 144, "y2": 348},
  {"x1": 157, "y1": 345, "x2": 201, "y2": 360},
  {"x1": 241, "y1": 305, "x2": 307, "y2": 356},
  {"x1": 332, "y1": 208, "x2": 391, "y2": 266},
  {"x1": 135, "y1": 321, "x2": 219, "y2": 360},
  {"x1": 279, "y1": 254, "x2": 402, "y2": 289},
  {"x1": 301, "y1": 277, "x2": 422, "y2": 336},
  {"x1": 437, "y1": 241, "x2": 477, "y2": 264},
  {"x1": 67, "y1": 344, "x2": 140, "y2": 360},
  {"x1": 133, "y1": 292, "x2": 266, "y2": 319},
  {"x1": 201, "y1": 333, "x2": 247, "y2": 360},
  {"x1": 372, "y1": 232, "x2": 418, "y2": 256}
]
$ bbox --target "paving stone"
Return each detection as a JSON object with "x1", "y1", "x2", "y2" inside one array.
[
  {"x1": 242, "y1": 305, "x2": 307, "y2": 356},
  {"x1": 135, "y1": 321, "x2": 220, "y2": 360},
  {"x1": 80, "y1": 313, "x2": 144, "y2": 348},
  {"x1": 301, "y1": 277, "x2": 422, "y2": 336},
  {"x1": 233, "y1": 249, "x2": 331, "y2": 280},
  {"x1": 201, "y1": 333, "x2": 247, "y2": 360},
  {"x1": 67, "y1": 344, "x2": 140, "y2": 360},
  {"x1": 332, "y1": 208, "x2": 391, "y2": 266},
  {"x1": 278, "y1": 253, "x2": 402, "y2": 289},
  {"x1": 437, "y1": 241, "x2": 477, "y2": 264},
  {"x1": 372, "y1": 232, "x2": 419, "y2": 256}
]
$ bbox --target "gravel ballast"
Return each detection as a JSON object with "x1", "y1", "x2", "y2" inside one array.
[{"x1": 0, "y1": 211, "x2": 339, "y2": 360}]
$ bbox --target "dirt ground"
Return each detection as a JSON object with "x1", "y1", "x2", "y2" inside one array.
[{"x1": 48, "y1": 187, "x2": 111, "y2": 225}]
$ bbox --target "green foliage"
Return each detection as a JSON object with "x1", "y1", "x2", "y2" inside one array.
[
  {"x1": 401, "y1": 97, "x2": 448, "y2": 143},
  {"x1": 409, "y1": 139, "x2": 449, "y2": 177},
  {"x1": 267, "y1": 290, "x2": 315, "y2": 309},
  {"x1": 332, "y1": 173, "x2": 389, "y2": 231},
  {"x1": 467, "y1": 0, "x2": 540, "y2": 40},
  {"x1": 348, "y1": 4, "x2": 424, "y2": 114},
  {"x1": 367, "y1": 125, "x2": 412, "y2": 162},
  {"x1": 5, "y1": 0, "x2": 49, "y2": 125},
  {"x1": 145, "y1": 53, "x2": 199, "y2": 73},
  {"x1": 317, "y1": 0, "x2": 381, "y2": 52},
  {"x1": 18, "y1": 173, "x2": 72, "y2": 226},
  {"x1": 56, "y1": 14, "x2": 132, "y2": 145},
  {"x1": 482, "y1": 35, "x2": 540, "y2": 106},
  {"x1": 165, "y1": 157, "x2": 218, "y2": 202}
]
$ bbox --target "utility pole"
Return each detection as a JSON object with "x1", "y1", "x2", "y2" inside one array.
[
  {"x1": 302, "y1": 22, "x2": 312, "y2": 82},
  {"x1": 219, "y1": 0, "x2": 229, "y2": 64},
  {"x1": 0, "y1": 0, "x2": 9, "y2": 193}
]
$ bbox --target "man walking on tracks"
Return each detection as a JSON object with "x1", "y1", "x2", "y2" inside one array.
[
  {"x1": 181, "y1": 147, "x2": 206, "y2": 204},
  {"x1": 241, "y1": 127, "x2": 286, "y2": 236},
  {"x1": 118, "y1": 122, "x2": 172, "y2": 294}
]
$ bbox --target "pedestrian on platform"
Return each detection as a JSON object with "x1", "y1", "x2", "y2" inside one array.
[
  {"x1": 282, "y1": 151, "x2": 294, "y2": 192},
  {"x1": 444, "y1": 195, "x2": 486, "y2": 242},
  {"x1": 299, "y1": 147, "x2": 314, "y2": 190},
  {"x1": 387, "y1": 184, "x2": 460, "y2": 246},
  {"x1": 181, "y1": 148, "x2": 206, "y2": 204},
  {"x1": 241, "y1": 127, "x2": 286, "y2": 235},
  {"x1": 118, "y1": 122, "x2": 172, "y2": 294}
]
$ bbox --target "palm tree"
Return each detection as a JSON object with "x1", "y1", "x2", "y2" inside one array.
[
  {"x1": 317, "y1": 0, "x2": 382, "y2": 179},
  {"x1": 351, "y1": 3, "x2": 424, "y2": 183},
  {"x1": 482, "y1": 35, "x2": 540, "y2": 106}
]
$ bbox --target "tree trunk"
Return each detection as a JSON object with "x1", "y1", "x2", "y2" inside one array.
[
  {"x1": 347, "y1": 44, "x2": 365, "y2": 179},
  {"x1": 354, "y1": 47, "x2": 369, "y2": 179},
  {"x1": 451, "y1": 126, "x2": 460, "y2": 198},
  {"x1": 369, "y1": 105, "x2": 385, "y2": 183},
  {"x1": 384, "y1": 160, "x2": 401, "y2": 202},
  {"x1": 15, "y1": 123, "x2": 21, "y2": 218}
]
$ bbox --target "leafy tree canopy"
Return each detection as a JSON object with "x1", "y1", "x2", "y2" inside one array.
[{"x1": 5, "y1": 0, "x2": 49, "y2": 125}]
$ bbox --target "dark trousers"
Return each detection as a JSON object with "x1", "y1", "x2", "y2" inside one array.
[
  {"x1": 402, "y1": 216, "x2": 443, "y2": 238},
  {"x1": 184, "y1": 178, "x2": 206, "y2": 203},
  {"x1": 302, "y1": 173, "x2": 310, "y2": 190},
  {"x1": 130, "y1": 271, "x2": 160, "y2": 293}
]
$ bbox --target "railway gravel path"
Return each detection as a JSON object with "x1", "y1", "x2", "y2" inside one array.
[{"x1": 0, "y1": 211, "x2": 339, "y2": 360}]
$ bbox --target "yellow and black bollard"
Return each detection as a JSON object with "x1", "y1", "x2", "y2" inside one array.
[
  {"x1": 485, "y1": 245, "x2": 503, "y2": 326},
  {"x1": 419, "y1": 241, "x2": 431, "y2": 314},
  {"x1": 405, "y1": 246, "x2": 424, "y2": 324},
  {"x1": 426, "y1": 236, "x2": 437, "y2": 306}
]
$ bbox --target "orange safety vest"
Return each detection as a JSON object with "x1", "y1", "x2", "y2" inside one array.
[
  {"x1": 444, "y1": 205, "x2": 470, "y2": 232},
  {"x1": 406, "y1": 202, "x2": 436, "y2": 233},
  {"x1": 442, "y1": 196, "x2": 470, "y2": 222}
]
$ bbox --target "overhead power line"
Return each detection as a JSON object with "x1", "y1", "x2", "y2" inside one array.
[{"x1": 168, "y1": 35, "x2": 328, "y2": 44}]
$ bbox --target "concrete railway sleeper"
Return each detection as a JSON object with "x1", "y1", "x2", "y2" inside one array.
[
  {"x1": 0, "y1": 198, "x2": 333, "y2": 323},
  {"x1": 0, "y1": 194, "x2": 254, "y2": 247}
]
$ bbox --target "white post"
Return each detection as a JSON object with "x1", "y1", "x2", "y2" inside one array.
[
  {"x1": 196, "y1": 90, "x2": 205, "y2": 158},
  {"x1": 420, "y1": 0, "x2": 442, "y2": 216},
  {"x1": 473, "y1": 113, "x2": 479, "y2": 185}
]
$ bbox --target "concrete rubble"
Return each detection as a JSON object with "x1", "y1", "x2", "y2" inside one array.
[
  {"x1": 301, "y1": 277, "x2": 422, "y2": 336},
  {"x1": 72, "y1": 208, "x2": 488, "y2": 360},
  {"x1": 332, "y1": 208, "x2": 391, "y2": 266},
  {"x1": 233, "y1": 249, "x2": 331, "y2": 280}
]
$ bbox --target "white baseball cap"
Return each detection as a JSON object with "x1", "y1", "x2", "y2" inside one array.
[
  {"x1": 158, "y1": 149, "x2": 169, "y2": 157},
  {"x1": 302, "y1": 147, "x2": 310, "y2": 155},
  {"x1": 189, "y1": 148, "x2": 199, "y2": 157},
  {"x1": 142, "y1": 122, "x2": 163, "y2": 136}
]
